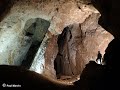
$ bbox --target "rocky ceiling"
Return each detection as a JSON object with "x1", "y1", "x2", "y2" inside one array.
[{"x1": 0, "y1": 0, "x2": 114, "y2": 81}]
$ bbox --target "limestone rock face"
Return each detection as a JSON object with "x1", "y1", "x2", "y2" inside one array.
[{"x1": 0, "y1": 0, "x2": 114, "y2": 79}]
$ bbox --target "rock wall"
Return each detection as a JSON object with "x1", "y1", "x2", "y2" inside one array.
[{"x1": 53, "y1": 13, "x2": 113, "y2": 78}]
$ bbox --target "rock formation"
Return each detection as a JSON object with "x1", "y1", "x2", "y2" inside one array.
[{"x1": 0, "y1": 0, "x2": 114, "y2": 80}]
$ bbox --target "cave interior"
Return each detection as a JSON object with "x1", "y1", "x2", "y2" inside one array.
[{"x1": 0, "y1": 0, "x2": 120, "y2": 89}]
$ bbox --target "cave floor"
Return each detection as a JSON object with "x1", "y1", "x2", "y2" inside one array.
[{"x1": 55, "y1": 75, "x2": 80, "y2": 85}]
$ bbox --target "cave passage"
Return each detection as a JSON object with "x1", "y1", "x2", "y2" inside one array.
[
  {"x1": 21, "y1": 18, "x2": 50, "y2": 69},
  {"x1": 54, "y1": 26, "x2": 74, "y2": 79}
]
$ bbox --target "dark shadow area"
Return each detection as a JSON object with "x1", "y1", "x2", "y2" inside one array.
[
  {"x1": 91, "y1": 0, "x2": 120, "y2": 38},
  {"x1": 54, "y1": 53, "x2": 63, "y2": 79},
  {"x1": 0, "y1": 0, "x2": 14, "y2": 22},
  {"x1": 74, "y1": 61, "x2": 107, "y2": 90},
  {"x1": 103, "y1": 38, "x2": 120, "y2": 68},
  {"x1": 21, "y1": 41, "x2": 41, "y2": 69},
  {"x1": 0, "y1": 65, "x2": 74, "y2": 89}
]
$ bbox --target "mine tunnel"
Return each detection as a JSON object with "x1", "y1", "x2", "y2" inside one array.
[{"x1": 0, "y1": 0, "x2": 120, "y2": 89}]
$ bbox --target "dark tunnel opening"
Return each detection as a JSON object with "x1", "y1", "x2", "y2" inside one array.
[{"x1": 20, "y1": 18, "x2": 50, "y2": 69}]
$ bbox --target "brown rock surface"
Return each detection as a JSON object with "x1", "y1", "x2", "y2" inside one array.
[
  {"x1": 44, "y1": 35, "x2": 58, "y2": 79},
  {"x1": 53, "y1": 13, "x2": 113, "y2": 78}
]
